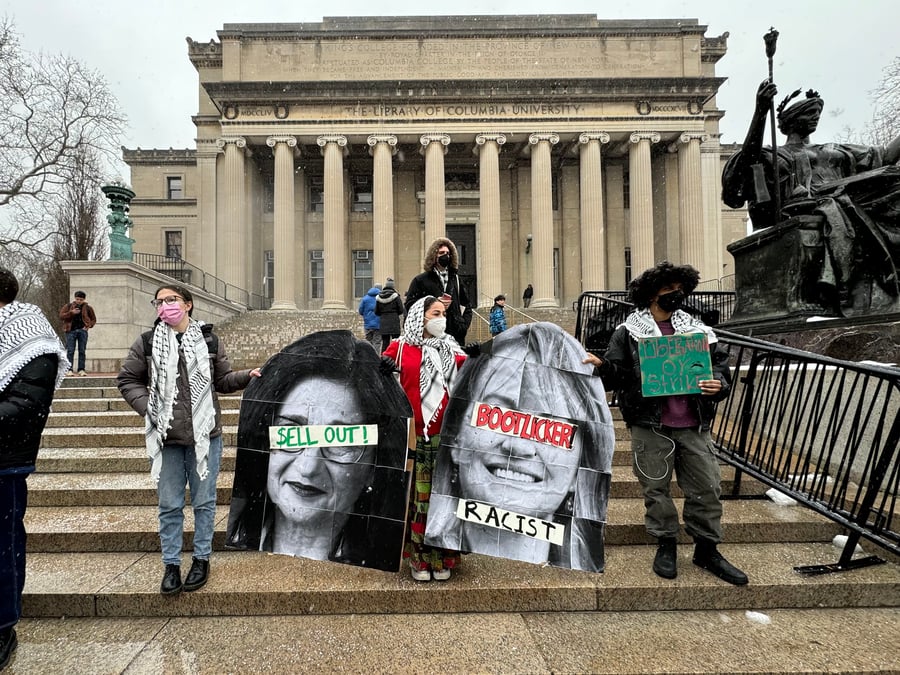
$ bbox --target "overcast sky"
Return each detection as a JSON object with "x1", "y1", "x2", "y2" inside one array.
[{"x1": 6, "y1": 0, "x2": 898, "y2": 168}]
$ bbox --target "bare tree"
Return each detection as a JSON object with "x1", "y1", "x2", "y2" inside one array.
[
  {"x1": 865, "y1": 56, "x2": 900, "y2": 146},
  {"x1": 0, "y1": 16, "x2": 125, "y2": 252}
]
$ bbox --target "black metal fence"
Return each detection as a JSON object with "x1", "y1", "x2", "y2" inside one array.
[
  {"x1": 575, "y1": 292, "x2": 900, "y2": 571},
  {"x1": 131, "y1": 253, "x2": 270, "y2": 310}
]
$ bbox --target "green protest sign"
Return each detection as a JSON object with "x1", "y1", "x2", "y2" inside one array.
[{"x1": 638, "y1": 334, "x2": 712, "y2": 397}]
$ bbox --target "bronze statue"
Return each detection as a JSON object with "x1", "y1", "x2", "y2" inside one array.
[{"x1": 722, "y1": 80, "x2": 900, "y2": 314}]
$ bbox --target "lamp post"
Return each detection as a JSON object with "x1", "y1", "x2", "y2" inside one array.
[{"x1": 101, "y1": 179, "x2": 135, "y2": 261}]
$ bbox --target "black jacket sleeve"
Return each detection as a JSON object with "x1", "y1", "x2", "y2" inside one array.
[{"x1": 0, "y1": 354, "x2": 59, "y2": 468}]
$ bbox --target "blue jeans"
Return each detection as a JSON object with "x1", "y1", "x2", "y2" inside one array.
[
  {"x1": 156, "y1": 435, "x2": 222, "y2": 565},
  {"x1": 65, "y1": 328, "x2": 88, "y2": 371},
  {"x1": 0, "y1": 472, "x2": 29, "y2": 631}
]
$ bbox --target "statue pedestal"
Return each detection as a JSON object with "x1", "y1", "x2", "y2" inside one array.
[{"x1": 727, "y1": 215, "x2": 832, "y2": 326}]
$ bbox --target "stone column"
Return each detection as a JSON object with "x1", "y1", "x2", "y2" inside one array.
[
  {"x1": 216, "y1": 136, "x2": 247, "y2": 290},
  {"x1": 367, "y1": 134, "x2": 398, "y2": 286},
  {"x1": 628, "y1": 132, "x2": 660, "y2": 276},
  {"x1": 317, "y1": 134, "x2": 349, "y2": 310},
  {"x1": 677, "y1": 132, "x2": 708, "y2": 273},
  {"x1": 701, "y1": 138, "x2": 725, "y2": 279},
  {"x1": 419, "y1": 133, "x2": 451, "y2": 243},
  {"x1": 578, "y1": 132, "x2": 610, "y2": 290},
  {"x1": 195, "y1": 140, "x2": 222, "y2": 273},
  {"x1": 266, "y1": 135, "x2": 299, "y2": 311},
  {"x1": 528, "y1": 132, "x2": 559, "y2": 308},
  {"x1": 476, "y1": 133, "x2": 506, "y2": 308}
]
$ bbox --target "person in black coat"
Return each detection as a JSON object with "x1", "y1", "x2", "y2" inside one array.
[
  {"x1": 0, "y1": 267, "x2": 67, "y2": 669},
  {"x1": 374, "y1": 277, "x2": 404, "y2": 352},
  {"x1": 404, "y1": 237, "x2": 473, "y2": 345}
]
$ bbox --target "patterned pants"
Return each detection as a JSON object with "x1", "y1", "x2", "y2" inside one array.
[{"x1": 404, "y1": 435, "x2": 461, "y2": 572}]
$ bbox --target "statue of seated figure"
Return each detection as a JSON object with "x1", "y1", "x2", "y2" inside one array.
[{"x1": 722, "y1": 80, "x2": 900, "y2": 314}]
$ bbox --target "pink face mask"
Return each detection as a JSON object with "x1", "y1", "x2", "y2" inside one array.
[{"x1": 157, "y1": 303, "x2": 186, "y2": 326}]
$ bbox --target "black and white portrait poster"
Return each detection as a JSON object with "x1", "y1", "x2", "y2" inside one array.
[
  {"x1": 425, "y1": 323, "x2": 615, "y2": 572},
  {"x1": 226, "y1": 330, "x2": 413, "y2": 572}
]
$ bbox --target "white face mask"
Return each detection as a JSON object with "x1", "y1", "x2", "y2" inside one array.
[{"x1": 425, "y1": 317, "x2": 447, "y2": 338}]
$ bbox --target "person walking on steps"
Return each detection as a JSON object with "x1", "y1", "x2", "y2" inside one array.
[
  {"x1": 489, "y1": 294, "x2": 508, "y2": 335},
  {"x1": 583, "y1": 261, "x2": 748, "y2": 586},
  {"x1": 374, "y1": 277, "x2": 404, "y2": 352},
  {"x1": 117, "y1": 284, "x2": 261, "y2": 596},
  {"x1": 59, "y1": 290, "x2": 96, "y2": 376}
]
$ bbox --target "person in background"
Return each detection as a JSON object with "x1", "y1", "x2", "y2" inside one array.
[
  {"x1": 358, "y1": 284, "x2": 382, "y2": 355},
  {"x1": 522, "y1": 284, "x2": 534, "y2": 309},
  {"x1": 59, "y1": 290, "x2": 97, "y2": 376},
  {"x1": 117, "y1": 284, "x2": 260, "y2": 596},
  {"x1": 375, "y1": 277, "x2": 404, "y2": 352},
  {"x1": 381, "y1": 296, "x2": 474, "y2": 581},
  {"x1": 0, "y1": 267, "x2": 68, "y2": 670},
  {"x1": 583, "y1": 261, "x2": 747, "y2": 586},
  {"x1": 489, "y1": 294, "x2": 508, "y2": 335},
  {"x1": 404, "y1": 237, "x2": 473, "y2": 345}
]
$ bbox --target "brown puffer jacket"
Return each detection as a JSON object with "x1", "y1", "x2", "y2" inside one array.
[{"x1": 116, "y1": 324, "x2": 252, "y2": 444}]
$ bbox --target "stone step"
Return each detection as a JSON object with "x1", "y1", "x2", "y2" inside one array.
[
  {"x1": 21, "y1": 543, "x2": 900, "y2": 619},
  {"x1": 25, "y1": 467, "x2": 770, "y2": 507},
  {"x1": 23, "y1": 499, "x2": 841, "y2": 553},
  {"x1": 59, "y1": 375, "x2": 120, "y2": 388},
  {"x1": 45, "y1": 409, "x2": 242, "y2": 428},
  {"x1": 35, "y1": 446, "x2": 238, "y2": 473},
  {"x1": 50, "y1": 395, "x2": 243, "y2": 413},
  {"x1": 13, "y1": 607, "x2": 900, "y2": 673},
  {"x1": 53, "y1": 386, "x2": 124, "y2": 399},
  {"x1": 39, "y1": 426, "x2": 239, "y2": 448}
]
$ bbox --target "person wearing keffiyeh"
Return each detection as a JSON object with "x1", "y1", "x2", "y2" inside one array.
[
  {"x1": 117, "y1": 284, "x2": 260, "y2": 597},
  {"x1": 584, "y1": 261, "x2": 748, "y2": 587},
  {"x1": 382, "y1": 295, "x2": 467, "y2": 582},
  {"x1": 0, "y1": 267, "x2": 67, "y2": 670}
]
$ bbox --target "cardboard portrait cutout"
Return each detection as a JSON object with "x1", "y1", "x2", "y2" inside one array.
[
  {"x1": 425, "y1": 322, "x2": 615, "y2": 572},
  {"x1": 226, "y1": 330, "x2": 413, "y2": 572}
]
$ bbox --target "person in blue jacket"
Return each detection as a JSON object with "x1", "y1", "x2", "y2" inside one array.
[
  {"x1": 358, "y1": 285, "x2": 382, "y2": 354},
  {"x1": 489, "y1": 294, "x2": 508, "y2": 335}
]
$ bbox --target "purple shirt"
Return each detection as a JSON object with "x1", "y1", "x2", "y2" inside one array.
[{"x1": 656, "y1": 319, "x2": 700, "y2": 428}]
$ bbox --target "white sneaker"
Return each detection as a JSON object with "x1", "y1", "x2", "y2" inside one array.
[
  {"x1": 409, "y1": 566, "x2": 431, "y2": 582},
  {"x1": 77, "y1": 370, "x2": 87, "y2": 376},
  {"x1": 432, "y1": 568, "x2": 452, "y2": 581},
  {"x1": 66, "y1": 370, "x2": 75, "y2": 377}
]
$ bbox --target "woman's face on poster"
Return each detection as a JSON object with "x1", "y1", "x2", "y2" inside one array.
[
  {"x1": 266, "y1": 377, "x2": 375, "y2": 527},
  {"x1": 450, "y1": 366, "x2": 582, "y2": 520}
]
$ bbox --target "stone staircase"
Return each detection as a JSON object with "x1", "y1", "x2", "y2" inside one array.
[{"x1": 13, "y1": 375, "x2": 900, "y2": 674}]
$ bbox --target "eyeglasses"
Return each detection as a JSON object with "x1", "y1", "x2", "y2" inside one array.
[
  {"x1": 150, "y1": 295, "x2": 184, "y2": 308},
  {"x1": 276, "y1": 445, "x2": 370, "y2": 464}
]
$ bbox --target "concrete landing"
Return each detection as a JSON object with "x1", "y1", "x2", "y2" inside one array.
[{"x1": 8, "y1": 608, "x2": 899, "y2": 674}]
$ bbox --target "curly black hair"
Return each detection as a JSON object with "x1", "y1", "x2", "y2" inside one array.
[
  {"x1": 627, "y1": 261, "x2": 700, "y2": 309},
  {"x1": 0, "y1": 268, "x2": 19, "y2": 304}
]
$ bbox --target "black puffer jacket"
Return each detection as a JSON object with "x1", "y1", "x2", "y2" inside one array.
[
  {"x1": 0, "y1": 354, "x2": 59, "y2": 470},
  {"x1": 596, "y1": 324, "x2": 731, "y2": 431}
]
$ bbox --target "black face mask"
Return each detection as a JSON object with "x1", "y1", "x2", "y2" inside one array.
[
  {"x1": 437, "y1": 253, "x2": 451, "y2": 268},
  {"x1": 656, "y1": 289, "x2": 686, "y2": 312}
]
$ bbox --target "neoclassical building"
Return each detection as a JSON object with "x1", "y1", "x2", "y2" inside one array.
[{"x1": 124, "y1": 15, "x2": 747, "y2": 310}]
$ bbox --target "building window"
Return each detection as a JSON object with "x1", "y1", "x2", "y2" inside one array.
[
  {"x1": 625, "y1": 247, "x2": 632, "y2": 286},
  {"x1": 309, "y1": 250, "x2": 324, "y2": 299},
  {"x1": 263, "y1": 175, "x2": 274, "y2": 213},
  {"x1": 165, "y1": 230, "x2": 182, "y2": 259},
  {"x1": 623, "y1": 169, "x2": 630, "y2": 210},
  {"x1": 264, "y1": 250, "x2": 274, "y2": 300},
  {"x1": 553, "y1": 247, "x2": 560, "y2": 298},
  {"x1": 353, "y1": 250, "x2": 373, "y2": 298},
  {"x1": 551, "y1": 174, "x2": 560, "y2": 212},
  {"x1": 166, "y1": 176, "x2": 183, "y2": 200},
  {"x1": 351, "y1": 175, "x2": 373, "y2": 213},
  {"x1": 309, "y1": 175, "x2": 324, "y2": 213}
]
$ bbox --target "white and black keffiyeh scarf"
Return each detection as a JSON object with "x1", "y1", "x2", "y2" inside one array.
[
  {"x1": 399, "y1": 296, "x2": 464, "y2": 439},
  {"x1": 622, "y1": 308, "x2": 717, "y2": 343},
  {"x1": 145, "y1": 319, "x2": 216, "y2": 481},
  {"x1": 0, "y1": 301, "x2": 69, "y2": 393}
]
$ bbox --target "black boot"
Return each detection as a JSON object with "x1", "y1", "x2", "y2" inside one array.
[
  {"x1": 160, "y1": 563, "x2": 183, "y2": 595},
  {"x1": 183, "y1": 557, "x2": 210, "y2": 592},
  {"x1": 0, "y1": 627, "x2": 17, "y2": 670},
  {"x1": 693, "y1": 540, "x2": 748, "y2": 586},
  {"x1": 652, "y1": 537, "x2": 678, "y2": 579}
]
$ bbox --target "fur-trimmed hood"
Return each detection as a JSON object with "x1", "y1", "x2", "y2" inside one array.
[{"x1": 422, "y1": 237, "x2": 459, "y2": 271}]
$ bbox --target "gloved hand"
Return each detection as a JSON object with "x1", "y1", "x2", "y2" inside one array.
[
  {"x1": 379, "y1": 356, "x2": 398, "y2": 375},
  {"x1": 462, "y1": 342, "x2": 481, "y2": 358}
]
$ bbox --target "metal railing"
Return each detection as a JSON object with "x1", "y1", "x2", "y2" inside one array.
[
  {"x1": 575, "y1": 292, "x2": 900, "y2": 572},
  {"x1": 132, "y1": 253, "x2": 270, "y2": 310},
  {"x1": 712, "y1": 329, "x2": 899, "y2": 573}
]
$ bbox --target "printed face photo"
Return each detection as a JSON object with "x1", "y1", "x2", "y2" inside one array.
[
  {"x1": 225, "y1": 330, "x2": 413, "y2": 572},
  {"x1": 425, "y1": 322, "x2": 615, "y2": 572}
]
